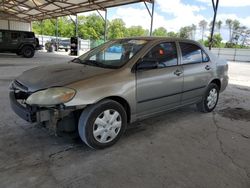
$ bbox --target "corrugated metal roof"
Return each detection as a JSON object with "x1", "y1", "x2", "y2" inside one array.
[{"x1": 0, "y1": 0, "x2": 153, "y2": 22}]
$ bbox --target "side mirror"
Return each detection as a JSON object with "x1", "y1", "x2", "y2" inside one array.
[{"x1": 136, "y1": 58, "x2": 157, "y2": 70}]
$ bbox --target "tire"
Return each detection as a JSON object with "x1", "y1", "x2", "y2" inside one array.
[
  {"x1": 196, "y1": 83, "x2": 219, "y2": 113},
  {"x1": 22, "y1": 46, "x2": 35, "y2": 58},
  {"x1": 78, "y1": 99, "x2": 127, "y2": 149}
]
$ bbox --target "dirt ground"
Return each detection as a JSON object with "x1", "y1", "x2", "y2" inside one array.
[{"x1": 0, "y1": 52, "x2": 250, "y2": 188}]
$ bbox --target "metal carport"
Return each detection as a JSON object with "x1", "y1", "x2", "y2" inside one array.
[
  {"x1": 0, "y1": 0, "x2": 219, "y2": 48},
  {"x1": 0, "y1": 0, "x2": 155, "y2": 41}
]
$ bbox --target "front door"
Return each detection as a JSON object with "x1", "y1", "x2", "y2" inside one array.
[
  {"x1": 136, "y1": 42, "x2": 183, "y2": 117},
  {"x1": 0, "y1": 31, "x2": 7, "y2": 51}
]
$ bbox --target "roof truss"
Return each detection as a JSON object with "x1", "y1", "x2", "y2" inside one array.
[{"x1": 0, "y1": 0, "x2": 153, "y2": 22}]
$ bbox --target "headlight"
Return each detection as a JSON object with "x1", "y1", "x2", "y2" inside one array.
[{"x1": 26, "y1": 87, "x2": 76, "y2": 106}]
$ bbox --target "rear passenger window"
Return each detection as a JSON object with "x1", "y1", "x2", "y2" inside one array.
[
  {"x1": 144, "y1": 42, "x2": 178, "y2": 68},
  {"x1": 0, "y1": 32, "x2": 3, "y2": 42},
  {"x1": 180, "y1": 42, "x2": 209, "y2": 64},
  {"x1": 23, "y1": 32, "x2": 34, "y2": 39},
  {"x1": 10, "y1": 32, "x2": 20, "y2": 40}
]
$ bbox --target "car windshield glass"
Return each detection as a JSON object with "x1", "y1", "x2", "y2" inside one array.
[{"x1": 77, "y1": 39, "x2": 148, "y2": 68}]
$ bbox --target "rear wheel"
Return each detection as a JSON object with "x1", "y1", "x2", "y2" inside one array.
[
  {"x1": 78, "y1": 100, "x2": 127, "y2": 149},
  {"x1": 197, "y1": 83, "x2": 219, "y2": 112},
  {"x1": 22, "y1": 46, "x2": 35, "y2": 58}
]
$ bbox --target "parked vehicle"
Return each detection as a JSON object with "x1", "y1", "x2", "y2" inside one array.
[
  {"x1": 9, "y1": 37, "x2": 228, "y2": 149},
  {"x1": 0, "y1": 29, "x2": 36, "y2": 58},
  {"x1": 45, "y1": 39, "x2": 70, "y2": 52},
  {"x1": 58, "y1": 39, "x2": 70, "y2": 52}
]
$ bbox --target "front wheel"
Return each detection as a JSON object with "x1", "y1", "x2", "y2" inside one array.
[
  {"x1": 196, "y1": 83, "x2": 219, "y2": 112},
  {"x1": 78, "y1": 100, "x2": 127, "y2": 149}
]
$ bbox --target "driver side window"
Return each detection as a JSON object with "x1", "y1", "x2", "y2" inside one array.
[{"x1": 143, "y1": 42, "x2": 178, "y2": 68}]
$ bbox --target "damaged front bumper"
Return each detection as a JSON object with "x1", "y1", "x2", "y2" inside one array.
[
  {"x1": 9, "y1": 91, "x2": 80, "y2": 133},
  {"x1": 10, "y1": 91, "x2": 37, "y2": 122}
]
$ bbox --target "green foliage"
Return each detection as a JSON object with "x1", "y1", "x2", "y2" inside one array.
[
  {"x1": 32, "y1": 15, "x2": 248, "y2": 49},
  {"x1": 199, "y1": 20, "x2": 208, "y2": 41},
  {"x1": 32, "y1": 14, "x2": 104, "y2": 40},
  {"x1": 152, "y1": 27, "x2": 167, "y2": 36},
  {"x1": 179, "y1": 26, "x2": 192, "y2": 39},
  {"x1": 125, "y1": 26, "x2": 147, "y2": 37},
  {"x1": 203, "y1": 34, "x2": 223, "y2": 48},
  {"x1": 78, "y1": 14, "x2": 105, "y2": 40},
  {"x1": 167, "y1": 31, "x2": 178, "y2": 38},
  {"x1": 108, "y1": 19, "x2": 126, "y2": 39}
]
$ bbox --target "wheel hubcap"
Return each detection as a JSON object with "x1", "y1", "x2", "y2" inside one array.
[
  {"x1": 93, "y1": 109, "x2": 122, "y2": 143},
  {"x1": 207, "y1": 88, "x2": 218, "y2": 109}
]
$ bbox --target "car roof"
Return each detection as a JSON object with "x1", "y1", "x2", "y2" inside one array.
[
  {"x1": 114, "y1": 36, "x2": 201, "y2": 45},
  {"x1": 0, "y1": 29, "x2": 34, "y2": 34}
]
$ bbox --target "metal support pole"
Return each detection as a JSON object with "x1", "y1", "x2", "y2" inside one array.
[
  {"x1": 75, "y1": 14, "x2": 78, "y2": 37},
  {"x1": 96, "y1": 9, "x2": 108, "y2": 41},
  {"x1": 150, "y1": 0, "x2": 155, "y2": 36},
  {"x1": 209, "y1": 0, "x2": 219, "y2": 50},
  {"x1": 144, "y1": 0, "x2": 155, "y2": 36},
  {"x1": 41, "y1": 20, "x2": 44, "y2": 46},
  {"x1": 56, "y1": 17, "x2": 58, "y2": 51},
  {"x1": 104, "y1": 9, "x2": 107, "y2": 41}
]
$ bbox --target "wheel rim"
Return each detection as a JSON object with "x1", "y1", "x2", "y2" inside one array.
[
  {"x1": 24, "y1": 49, "x2": 31, "y2": 56},
  {"x1": 207, "y1": 88, "x2": 218, "y2": 109},
  {"x1": 93, "y1": 109, "x2": 122, "y2": 144}
]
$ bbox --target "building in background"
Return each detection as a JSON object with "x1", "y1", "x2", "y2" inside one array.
[{"x1": 0, "y1": 19, "x2": 31, "y2": 31}]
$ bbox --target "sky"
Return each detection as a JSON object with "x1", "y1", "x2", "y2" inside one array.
[{"x1": 80, "y1": 0, "x2": 250, "y2": 41}]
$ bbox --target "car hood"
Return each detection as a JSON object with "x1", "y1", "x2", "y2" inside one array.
[{"x1": 15, "y1": 63, "x2": 113, "y2": 92}]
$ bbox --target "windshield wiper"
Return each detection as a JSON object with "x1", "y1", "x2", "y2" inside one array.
[
  {"x1": 70, "y1": 58, "x2": 82, "y2": 64},
  {"x1": 80, "y1": 60, "x2": 112, "y2": 68},
  {"x1": 70, "y1": 58, "x2": 113, "y2": 68}
]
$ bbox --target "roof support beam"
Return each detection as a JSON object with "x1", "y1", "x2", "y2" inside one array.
[
  {"x1": 209, "y1": 0, "x2": 219, "y2": 50},
  {"x1": 69, "y1": 15, "x2": 79, "y2": 37},
  {"x1": 96, "y1": 9, "x2": 108, "y2": 41},
  {"x1": 144, "y1": 0, "x2": 155, "y2": 36}
]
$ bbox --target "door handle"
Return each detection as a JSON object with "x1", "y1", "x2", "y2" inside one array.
[
  {"x1": 174, "y1": 69, "x2": 182, "y2": 76},
  {"x1": 205, "y1": 65, "x2": 211, "y2": 70}
]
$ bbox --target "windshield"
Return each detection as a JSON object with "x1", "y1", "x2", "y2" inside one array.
[{"x1": 77, "y1": 39, "x2": 148, "y2": 68}]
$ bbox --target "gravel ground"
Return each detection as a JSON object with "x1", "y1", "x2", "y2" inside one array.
[{"x1": 0, "y1": 52, "x2": 250, "y2": 188}]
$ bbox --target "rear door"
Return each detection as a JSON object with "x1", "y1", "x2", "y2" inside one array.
[
  {"x1": 179, "y1": 42, "x2": 214, "y2": 104},
  {"x1": 6, "y1": 31, "x2": 21, "y2": 50},
  {"x1": 136, "y1": 41, "x2": 183, "y2": 117},
  {"x1": 0, "y1": 31, "x2": 4, "y2": 51}
]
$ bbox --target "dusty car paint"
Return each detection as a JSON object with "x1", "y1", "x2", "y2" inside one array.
[{"x1": 10, "y1": 37, "x2": 228, "y2": 126}]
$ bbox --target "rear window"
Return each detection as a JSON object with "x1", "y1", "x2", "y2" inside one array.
[
  {"x1": 23, "y1": 32, "x2": 34, "y2": 39},
  {"x1": 180, "y1": 42, "x2": 211, "y2": 64},
  {"x1": 11, "y1": 32, "x2": 20, "y2": 40},
  {"x1": 0, "y1": 32, "x2": 3, "y2": 42}
]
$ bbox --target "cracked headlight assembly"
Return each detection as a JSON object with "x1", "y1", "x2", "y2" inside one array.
[{"x1": 26, "y1": 87, "x2": 76, "y2": 106}]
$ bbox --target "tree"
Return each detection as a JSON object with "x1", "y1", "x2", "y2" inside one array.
[
  {"x1": 216, "y1": 20, "x2": 223, "y2": 34},
  {"x1": 126, "y1": 26, "x2": 147, "y2": 37},
  {"x1": 78, "y1": 14, "x2": 105, "y2": 40},
  {"x1": 226, "y1": 19, "x2": 233, "y2": 42},
  {"x1": 108, "y1": 19, "x2": 126, "y2": 39},
  {"x1": 232, "y1": 20, "x2": 240, "y2": 32},
  {"x1": 32, "y1": 19, "x2": 56, "y2": 36},
  {"x1": 57, "y1": 17, "x2": 75, "y2": 37},
  {"x1": 179, "y1": 26, "x2": 193, "y2": 39},
  {"x1": 191, "y1": 24, "x2": 197, "y2": 39},
  {"x1": 152, "y1": 27, "x2": 167, "y2": 36},
  {"x1": 204, "y1": 33, "x2": 223, "y2": 48},
  {"x1": 199, "y1": 20, "x2": 208, "y2": 41},
  {"x1": 167, "y1": 31, "x2": 178, "y2": 38}
]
